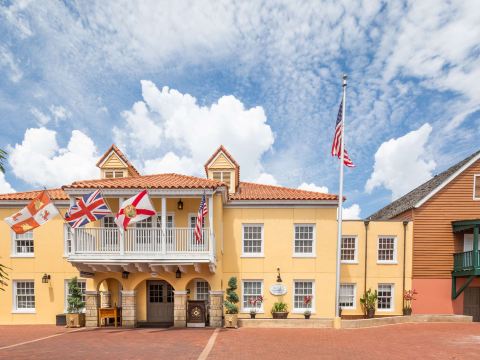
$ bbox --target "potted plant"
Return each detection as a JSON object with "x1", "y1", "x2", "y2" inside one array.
[
  {"x1": 224, "y1": 277, "x2": 239, "y2": 328},
  {"x1": 66, "y1": 277, "x2": 85, "y2": 327},
  {"x1": 248, "y1": 295, "x2": 263, "y2": 319},
  {"x1": 403, "y1": 289, "x2": 418, "y2": 315},
  {"x1": 271, "y1": 302, "x2": 289, "y2": 319},
  {"x1": 303, "y1": 295, "x2": 312, "y2": 319},
  {"x1": 360, "y1": 288, "x2": 377, "y2": 319}
]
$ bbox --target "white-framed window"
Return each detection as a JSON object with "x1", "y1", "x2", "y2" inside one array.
[
  {"x1": 102, "y1": 216, "x2": 116, "y2": 228},
  {"x1": 242, "y1": 280, "x2": 263, "y2": 312},
  {"x1": 64, "y1": 224, "x2": 73, "y2": 256},
  {"x1": 242, "y1": 224, "x2": 264, "y2": 256},
  {"x1": 64, "y1": 279, "x2": 87, "y2": 312},
  {"x1": 377, "y1": 236, "x2": 397, "y2": 263},
  {"x1": 13, "y1": 280, "x2": 35, "y2": 312},
  {"x1": 11, "y1": 231, "x2": 34, "y2": 257},
  {"x1": 212, "y1": 171, "x2": 231, "y2": 188},
  {"x1": 293, "y1": 224, "x2": 315, "y2": 256},
  {"x1": 341, "y1": 236, "x2": 358, "y2": 263},
  {"x1": 474, "y1": 174, "x2": 480, "y2": 200},
  {"x1": 104, "y1": 170, "x2": 124, "y2": 179},
  {"x1": 377, "y1": 284, "x2": 394, "y2": 311},
  {"x1": 195, "y1": 280, "x2": 210, "y2": 302},
  {"x1": 339, "y1": 283, "x2": 356, "y2": 309},
  {"x1": 293, "y1": 280, "x2": 314, "y2": 313}
]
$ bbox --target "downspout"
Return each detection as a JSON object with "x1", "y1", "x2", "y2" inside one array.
[
  {"x1": 402, "y1": 221, "x2": 408, "y2": 311},
  {"x1": 363, "y1": 220, "x2": 370, "y2": 295}
]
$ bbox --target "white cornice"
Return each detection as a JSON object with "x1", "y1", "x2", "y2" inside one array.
[{"x1": 224, "y1": 199, "x2": 338, "y2": 208}]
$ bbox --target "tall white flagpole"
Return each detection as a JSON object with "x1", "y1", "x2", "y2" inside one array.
[{"x1": 334, "y1": 74, "x2": 347, "y2": 319}]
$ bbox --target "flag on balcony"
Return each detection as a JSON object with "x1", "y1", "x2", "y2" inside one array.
[
  {"x1": 194, "y1": 194, "x2": 208, "y2": 243},
  {"x1": 115, "y1": 189, "x2": 156, "y2": 230},
  {"x1": 4, "y1": 190, "x2": 59, "y2": 234},
  {"x1": 65, "y1": 190, "x2": 111, "y2": 228}
]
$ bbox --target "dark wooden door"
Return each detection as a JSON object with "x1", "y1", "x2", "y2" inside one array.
[
  {"x1": 187, "y1": 300, "x2": 206, "y2": 326},
  {"x1": 464, "y1": 287, "x2": 480, "y2": 321},
  {"x1": 147, "y1": 281, "x2": 174, "y2": 323}
]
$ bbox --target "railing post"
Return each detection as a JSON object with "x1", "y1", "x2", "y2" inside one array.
[
  {"x1": 161, "y1": 197, "x2": 167, "y2": 254},
  {"x1": 474, "y1": 226, "x2": 479, "y2": 268},
  {"x1": 119, "y1": 197, "x2": 125, "y2": 255},
  {"x1": 69, "y1": 196, "x2": 76, "y2": 255}
]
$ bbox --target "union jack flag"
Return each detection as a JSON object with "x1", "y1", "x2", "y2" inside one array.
[
  {"x1": 194, "y1": 194, "x2": 208, "y2": 244},
  {"x1": 331, "y1": 99, "x2": 355, "y2": 167},
  {"x1": 65, "y1": 190, "x2": 111, "y2": 228}
]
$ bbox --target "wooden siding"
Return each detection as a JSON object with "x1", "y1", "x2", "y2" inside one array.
[
  {"x1": 210, "y1": 153, "x2": 234, "y2": 169},
  {"x1": 103, "y1": 153, "x2": 126, "y2": 169},
  {"x1": 412, "y1": 159, "x2": 480, "y2": 278}
]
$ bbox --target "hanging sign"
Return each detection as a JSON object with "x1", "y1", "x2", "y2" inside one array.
[{"x1": 269, "y1": 283, "x2": 287, "y2": 296}]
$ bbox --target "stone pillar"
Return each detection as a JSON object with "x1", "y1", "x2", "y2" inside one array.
[
  {"x1": 85, "y1": 291, "x2": 100, "y2": 328},
  {"x1": 100, "y1": 291, "x2": 111, "y2": 308},
  {"x1": 209, "y1": 290, "x2": 224, "y2": 328},
  {"x1": 121, "y1": 290, "x2": 137, "y2": 328},
  {"x1": 174, "y1": 290, "x2": 188, "y2": 328}
]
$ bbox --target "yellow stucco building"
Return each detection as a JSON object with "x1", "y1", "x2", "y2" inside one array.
[{"x1": 0, "y1": 145, "x2": 412, "y2": 327}]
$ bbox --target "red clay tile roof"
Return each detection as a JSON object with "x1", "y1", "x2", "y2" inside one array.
[
  {"x1": 0, "y1": 188, "x2": 68, "y2": 201},
  {"x1": 204, "y1": 145, "x2": 240, "y2": 189},
  {"x1": 96, "y1": 144, "x2": 141, "y2": 177},
  {"x1": 229, "y1": 182, "x2": 338, "y2": 201},
  {"x1": 64, "y1": 173, "x2": 225, "y2": 190}
]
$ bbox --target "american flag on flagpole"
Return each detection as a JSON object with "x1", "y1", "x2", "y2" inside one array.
[
  {"x1": 194, "y1": 194, "x2": 208, "y2": 244},
  {"x1": 65, "y1": 189, "x2": 111, "y2": 228},
  {"x1": 331, "y1": 100, "x2": 355, "y2": 167}
]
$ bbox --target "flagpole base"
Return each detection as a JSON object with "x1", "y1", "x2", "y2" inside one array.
[{"x1": 333, "y1": 316, "x2": 342, "y2": 329}]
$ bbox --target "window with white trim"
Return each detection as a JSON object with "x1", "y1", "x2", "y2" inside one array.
[
  {"x1": 64, "y1": 279, "x2": 86, "y2": 312},
  {"x1": 242, "y1": 224, "x2": 263, "y2": 255},
  {"x1": 378, "y1": 284, "x2": 394, "y2": 311},
  {"x1": 242, "y1": 280, "x2": 263, "y2": 312},
  {"x1": 293, "y1": 280, "x2": 314, "y2": 311},
  {"x1": 377, "y1": 236, "x2": 397, "y2": 263},
  {"x1": 13, "y1": 281, "x2": 35, "y2": 311},
  {"x1": 195, "y1": 281, "x2": 210, "y2": 301},
  {"x1": 12, "y1": 231, "x2": 34, "y2": 256},
  {"x1": 474, "y1": 174, "x2": 480, "y2": 200},
  {"x1": 341, "y1": 236, "x2": 357, "y2": 263},
  {"x1": 64, "y1": 224, "x2": 73, "y2": 255},
  {"x1": 293, "y1": 224, "x2": 315, "y2": 256},
  {"x1": 339, "y1": 283, "x2": 356, "y2": 309}
]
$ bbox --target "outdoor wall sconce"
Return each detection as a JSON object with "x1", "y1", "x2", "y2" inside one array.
[
  {"x1": 276, "y1": 267, "x2": 282, "y2": 283},
  {"x1": 176, "y1": 267, "x2": 182, "y2": 279},
  {"x1": 177, "y1": 199, "x2": 184, "y2": 210},
  {"x1": 42, "y1": 273, "x2": 51, "y2": 284},
  {"x1": 122, "y1": 271, "x2": 130, "y2": 279}
]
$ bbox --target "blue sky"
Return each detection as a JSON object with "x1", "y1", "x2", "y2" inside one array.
[{"x1": 0, "y1": 0, "x2": 479, "y2": 218}]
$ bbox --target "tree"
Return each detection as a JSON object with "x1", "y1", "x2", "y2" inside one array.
[
  {"x1": 67, "y1": 277, "x2": 85, "y2": 313},
  {"x1": 224, "y1": 276, "x2": 239, "y2": 314}
]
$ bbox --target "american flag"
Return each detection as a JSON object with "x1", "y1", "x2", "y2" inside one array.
[
  {"x1": 65, "y1": 190, "x2": 111, "y2": 228},
  {"x1": 194, "y1": 194, "x2": 208, "y2": 243},
  {"x1": 331, "y1": 100, "x2": 355, "y2": 167}
]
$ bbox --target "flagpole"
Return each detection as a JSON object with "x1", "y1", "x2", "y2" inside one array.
[{"x1": 334, "y1": 74, "x2": 347, "y2": 319}]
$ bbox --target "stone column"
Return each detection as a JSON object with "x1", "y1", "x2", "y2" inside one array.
[
  {"x1": 209, "y1": 290, "x2": 224, "y2": 328},
  {"x1": 174, "y1": 290, "x2": 188, "y2": 327},
  {"x1": 121, "y1": 290, "x2": 137, "y2": 328},
  {"x1": 85, "y1": 291, "x2": 100, "y2": 328},
  {"x1": 100, "y1": 291, "x2": 111, "y2": 308}
]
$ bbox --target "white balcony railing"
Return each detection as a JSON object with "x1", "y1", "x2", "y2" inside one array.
[{"x1": 70, "y1": 227, "x2": 211, "y2": 260}]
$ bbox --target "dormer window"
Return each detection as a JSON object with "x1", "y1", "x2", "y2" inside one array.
[
  {"x1": 105, "y1": 170, "x2": 125, "y2": 179},
  {"x1": 204, "y1": 146, "x2": 240, "y2": 194},
  {"x1": 474, "y1": 175, "x2": 480, "y2": 200},
  {"x1": 213, "y1": 171, "x2": 231, "y2": 188}
]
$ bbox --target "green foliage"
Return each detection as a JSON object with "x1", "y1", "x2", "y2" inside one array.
[
  {"x1": 0, "y1": 149, "x2": 6, "y2": 174},
  {"x1": 0, "y1": 264, "x2": 10, "y2": 291},
  {"x1": 67, "y1": 277, "x2": 85, "y2": 313},
  {"x1": 360, "y1": 288, "x2": 378, "y2": 312},
  {"x1": 224, "y1": 276, "x2": 239, "y2": 314},
  {"x1": 271, "y1": 301, "x2": 288, "y2": 313}
]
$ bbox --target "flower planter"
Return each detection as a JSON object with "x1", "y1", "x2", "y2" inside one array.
[
  {"x1": 272, "y1": 312, "x2": 288, "y2": 319},
  {"x1": 304, "y1": 314, "x2": 311, "y2": 319},
  {"x1": 403, "y1": 308, "x2": 412, "y2": 316},
  {"x1": 224, "y1": 313, "x2": 238, "y2": 328},
  {"x1": 66, "y1": 313, "x2": 85, "y2": 328},
  {"x1": 366, "y1": 308, "x2": 375, "y2": 319},
  {"x1": 250, "y1": 313, "x2": 256, "y2": 319}
]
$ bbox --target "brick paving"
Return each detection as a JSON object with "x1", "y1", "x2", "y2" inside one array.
[{"x1": 0, "y1": 323, "x2": 478, "y2": 360}]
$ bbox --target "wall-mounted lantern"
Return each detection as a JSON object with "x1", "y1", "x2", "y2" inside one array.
[
  {"x1": 177, "y1": 199, "x2": 184, "y2": 210},
  {"x1": 42, "y1": 273, "x2": 51, "y2": 284},
  {"x1": 176, "y1": 267, "x2": 182, "y2": 279},
  {"x1": 122, "y1": 271, "x2": 130, "y2": 279},
  {"x1": 276, "y1": 267, "x2": 282, "y2": 283}
]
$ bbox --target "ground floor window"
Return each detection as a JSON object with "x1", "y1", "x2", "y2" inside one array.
[
  {"x1": 64, "y1": 279, "x2": 87, "y2": 312},
  {"x1": 293, "y1": 280, "x2": 314, "y2": 312},
  {"x1": 195, "y1": 281, "x2": 209, "y2": 301},
  {"x1": 13, "y1": 280, "x2": 35, "y2": 312},
  {"x1": 378, "y1": 284, "x2": 394, "y2": 311},
  {"x1": 242, "y1": 280, "x2": 263, "y2": 312},
  {"x1": 339, "y1": 283, "x2": 356, "y2": 309}
]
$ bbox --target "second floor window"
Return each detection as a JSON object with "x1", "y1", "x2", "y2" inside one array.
[
  {"x1": 341, "y1": 236, "x2": 357, "y2": 263},
  {"x1": 294, "y1": 224, "x2": 315, "y2": 256},
  {"x1": 12, "y1": 231, "x2": 34, "y2": 256},
  {"x1": 64, "y1": 224, "x2": 73, "y2": 255},
  {"x1": 378, "y1": 236, "x2": 397, "y2": 263},
  {"x1": 242, "y1": 224, "x2": 263, "y2": 256}
]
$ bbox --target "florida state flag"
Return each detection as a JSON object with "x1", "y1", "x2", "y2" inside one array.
[
  {"x1": 4, "y1": 191, "x2": 59, "y2": 234},
  {"x1": 115, "y1": 190, "x2": 155, "y2": 231}
]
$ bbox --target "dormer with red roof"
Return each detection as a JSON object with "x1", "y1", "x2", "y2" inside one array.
[
  {"x1": 204, "y1": 145, "x2": 240, "y2": 194},
  {"x1": 96, "y1": 144, "x2": 140, "y2": 179}
]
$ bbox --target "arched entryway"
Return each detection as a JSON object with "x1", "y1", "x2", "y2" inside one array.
[
  {"x1": 97, "y1": 278, "x2": 123, "y2": 309},
  {"x1": 145, "y1": 279, "x2": 175, "y2": 325}
]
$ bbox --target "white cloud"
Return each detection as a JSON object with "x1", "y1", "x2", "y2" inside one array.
[
  {"x1": 256, "y1": 173, "x2": 278, "y2": 186},
  {"x1": 343, "y1": 204, "x2": 361, "y2": 220},
  {"x1": 30, "y1": 108, "x2": 51, "y2": 126},
  {"x1": 8, "y1": 127, "x2": 99, "y2": 188},
  {"x1": 365, "y1": 123, "x2": 436, "y2": 200},
  {"x1": 0, "y1": 172, "x2": 15, "y2": 194},
  {"x1": 49, "y1": 105, "x2": 71, "y2": 122},
  {"x1": 298, "y1": 182, "x2": 328, "y2": 193},
  {"x1": 115, "y1": 80, "x2": 274, "y2": 180},
  {"x1": 0, "y1": 45, "x2": 23, "y2": 82}
]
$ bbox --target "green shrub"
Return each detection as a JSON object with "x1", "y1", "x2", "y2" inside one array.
[
  {"x1": 224, "y1": 277, "x2": 239, "y2": 314},
  {"x1": 67, "y1": 277, "x2": 85, "y2": 314},
  {"x1": 360, "y1": 288, "x2": 378, "y2": 313},
  {"x1": 271, "y1": 302, "x2": 288, "y2": 313}
]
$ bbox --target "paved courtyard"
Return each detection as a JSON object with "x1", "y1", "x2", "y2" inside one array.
[{"x1": 0, "y1": 323, "x2": 478, "y2": 359}]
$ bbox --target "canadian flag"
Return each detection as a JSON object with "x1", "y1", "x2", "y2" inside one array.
[
  {"x1": 4, "y1": 191, "x2": 59, "y2": 234},
  {"x1": 115, "y1": 190, "x2": 156, "y2": 230}
]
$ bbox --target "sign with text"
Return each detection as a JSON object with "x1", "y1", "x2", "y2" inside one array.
[{"x1": 269, "y1": 283, "x2": 287, "y2": 296}]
